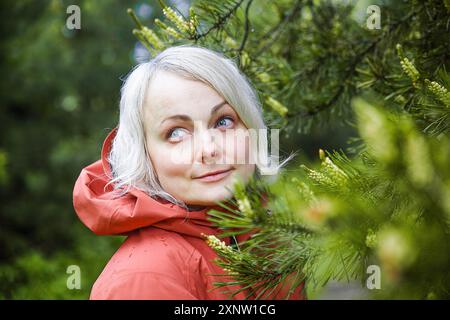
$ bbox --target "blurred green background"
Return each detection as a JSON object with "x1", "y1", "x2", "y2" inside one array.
[{"x1": 0, "y1": 0, "x2": 354, "y2": 299}]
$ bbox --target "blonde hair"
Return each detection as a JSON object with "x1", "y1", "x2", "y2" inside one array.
[{"x1": 107, "y1": 44, "x2": 293, "y2": 209}]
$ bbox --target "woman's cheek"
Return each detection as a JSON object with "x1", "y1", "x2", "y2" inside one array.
[
  {"x1": 224, "y1": 129, "x2": 253, "y2": 166},
  {"x1": 148, "y1": 141, "x2": 188, "y2": 179},
  {"x1": 163, "y1": 140, "x2": 194, "y2": 166},
  {"x1": 160, "y1": 145, "x2": 192, "y2": 173},
  {"x1": 156, "y1": 157, "x2": 191, "y2": 195}
]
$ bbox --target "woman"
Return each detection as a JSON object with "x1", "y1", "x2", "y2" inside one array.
[{"x1": 73, "y1": 45, "x2": 304, "y2": 299}]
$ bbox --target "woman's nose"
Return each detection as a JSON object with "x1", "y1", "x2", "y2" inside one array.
[{"x1": 194, "y1": 128, "x2": 220, "y2": 165}]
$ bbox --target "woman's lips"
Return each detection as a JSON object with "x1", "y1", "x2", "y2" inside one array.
[{"x1": 194, "y1": 168, "x2": 234, "y2": 182}]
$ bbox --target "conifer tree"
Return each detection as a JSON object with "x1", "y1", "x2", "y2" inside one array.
[{"x1": 129, "y1": 0, "x2": 450, "y2": 299}]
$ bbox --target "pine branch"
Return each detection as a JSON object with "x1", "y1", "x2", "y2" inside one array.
[
  {"x1": 254, "y1": 0, "x2": 304, "y2": 57},
  {"x1": 235, "y1": 0, "x2": 253, "y2": 67},
  {"x1": 191, "y1": 0, "x2": 245, "y2": 41},
  {"x1": 286, "y1": 4, "x2": 425, "y2": 120}
]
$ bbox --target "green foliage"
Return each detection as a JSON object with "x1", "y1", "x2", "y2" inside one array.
[
  {"x1": 130, "y1": 0, "x2": 450, "y2": 136},
  {"x1": 0, "y1": 230, "x2": 123, "y2": 299},
  {"x1": 0, "y1": 150, "x2": 8, "y2": 185},
  {"x1": 207, "y1": 99, "x2": 450, "y2": 299},
  {"x1": 0, "y1": 0, "x2": 137, "y2": 298}
]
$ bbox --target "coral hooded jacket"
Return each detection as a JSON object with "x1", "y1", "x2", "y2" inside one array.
[{"x1": 73, "y1": 128, "x2": 305, "y2": 300}]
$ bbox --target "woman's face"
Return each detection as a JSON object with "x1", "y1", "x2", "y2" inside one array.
[{"x1": 143, "y1": 70, "x2": 256, "y2": 206}]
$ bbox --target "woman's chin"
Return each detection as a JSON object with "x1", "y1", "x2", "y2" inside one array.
[{"x1": 183, "y1": 185, "x2": 234, "y2": 206}]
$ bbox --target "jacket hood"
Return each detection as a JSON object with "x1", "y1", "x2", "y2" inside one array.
[{"x1": 73, "y1": 128, "x2": 235, "y2": 239}]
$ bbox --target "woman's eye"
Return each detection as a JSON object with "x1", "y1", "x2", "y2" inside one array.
[
  {"x1": 167, "y1": 128, "x2": 188, "y2": 141},
  {"x1": 215, "y1": 116, "x2": 234, "y2": 129}
]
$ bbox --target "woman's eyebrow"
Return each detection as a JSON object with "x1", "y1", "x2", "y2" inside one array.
[{"x1": 159, "y1": 100, "x2": 228, "y2": 125}]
